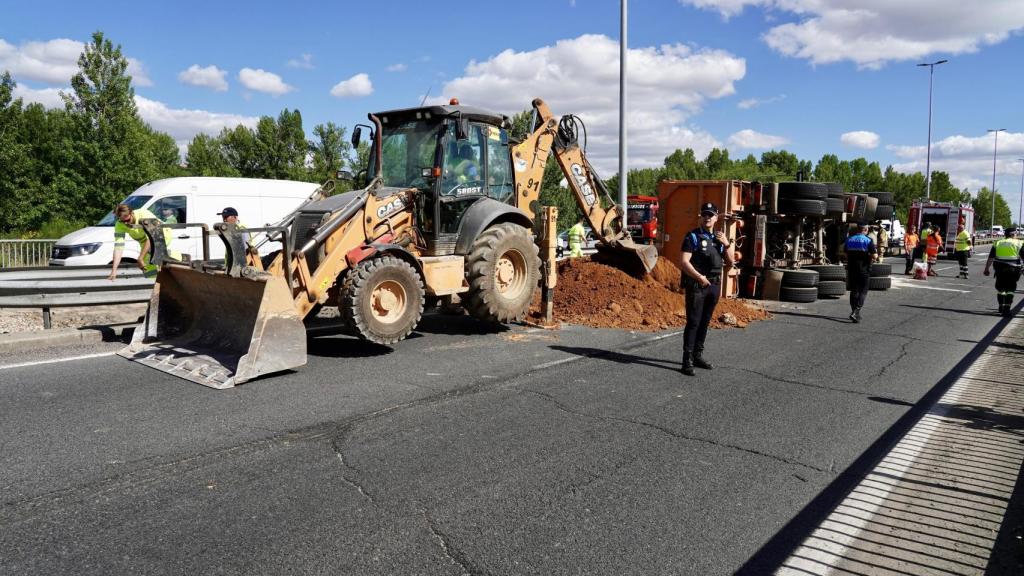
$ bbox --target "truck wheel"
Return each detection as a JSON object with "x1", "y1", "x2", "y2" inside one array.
[
  {"x1": 780, "y1": 286, "x2": 817, "y2": 303},
  {"x1": 803, "y1": 264, "x2": 845, "y2": 282},
  {"x1": 464, "y1": 222, "x2": 540, "y2": 323},
  {"x1": 341, "y1": 255, "x2": 424, "y2": 345},
  {"x1": 868, "y1": 276, "x2": 892, "y2": 291},
  {"x1": 870, "y1": 263, "x2": 891, "y2": 277}
]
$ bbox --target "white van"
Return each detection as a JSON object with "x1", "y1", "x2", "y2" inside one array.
[
  {"x1": 879, "y1": 218, "x2": 905, "y2": 249},
  {"x1": 49, "y1": 177, "x2": 321, "y2": 266}
]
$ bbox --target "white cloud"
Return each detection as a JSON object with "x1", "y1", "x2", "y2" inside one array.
[
  {"x1": 287, "y1": 53, "x2": 314, "y2": 69},
  {"x1": 840, "y1": 130, "x2": 880, "y2": 149},
  {"x1": 11, "y1": 83, "x2": 65, "y2": 108},
  {"x1": 238, "y1": 67, "x2": 293, "y2": 96},
  {"x1": 737, "y1": 94, "x2": 786, "y2": 109},
  {"x1": 434, "y1": 34, "x2": 744, "y2": 173},
  {"x1": 330, "y1": 73, "x2": 374, "y2": 98},
  {"x1": 386, "y1": 63, "x2": 407, "y2": 72},
  {"x1": 727, "y1": 129, "x2": 789, "y2": 149},
  {"x1": 888, "y1": 131, "x2": 1024, "y2": 191},
  {"x1": 680, "y1": 1, "x2": 1024, "y2": 69},
  {"x1": 178, "y1": 64, "x2": 228, "y2": 91},
  {"x1": 0, "y1": 38, "x2": 152, "y2": 86},
  {"x1": 135, "y1": 96, "x2": 259, "y2": 155}
]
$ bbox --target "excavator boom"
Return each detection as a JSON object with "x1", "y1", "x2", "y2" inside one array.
[{"x1": 511, "y1": 99, "x2": 658, "y2": 274}]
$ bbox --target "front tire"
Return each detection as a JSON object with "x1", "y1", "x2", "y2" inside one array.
[
  {"x1": 341, "y1": 256, "x2": 424, "y2": 344},
  {"x1": 464, "y1": 223, "x2": 540, "y2": 323}
]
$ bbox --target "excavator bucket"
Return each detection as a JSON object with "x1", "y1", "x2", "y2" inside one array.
[
  {"x1": 596, "y1": 237, "x2": 660, "y2": 276},
  {"x1": 118, "y1": 265, "x2": 307, "y2": 389}
]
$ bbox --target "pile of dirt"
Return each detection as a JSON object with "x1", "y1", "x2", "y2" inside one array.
[{"x1": 528, "y1": 256, "x2": 770, "y2": 332}]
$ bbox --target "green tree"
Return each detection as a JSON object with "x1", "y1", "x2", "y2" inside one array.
[
  {"x1": 309, "y1": 122, "x2": 352, "y2": 183},
  {"x1": 186, "y1": 133, "x2": 238, "y2": 176},
  {"x1": 972, "y1": 187, "x2": 1013, "y2": 230}
]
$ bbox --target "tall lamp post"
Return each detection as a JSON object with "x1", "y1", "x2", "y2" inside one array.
[
  {"x1": 988, "y1": 128, "x2": 1006, "y2": 236},
  {"x1": 917, "y1": 60, "x2": 947, "y2": 201},
  {"x1": 619, "y1": 0, "x2": 628, "y2": 229},
  {"x1": 1017, "y1": 158, "x2": 1024, "y2": 231}
]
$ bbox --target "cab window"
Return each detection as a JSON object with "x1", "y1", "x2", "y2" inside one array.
[
  {"x1": 150, "y1": 196, "x2": 187, "y2": 224},
  {"x1": 486, "y1": 126, "x2": 513, "y2": 202},
  {"x1": 441, "y1": 124, "x2": 484, "y2": 197}
]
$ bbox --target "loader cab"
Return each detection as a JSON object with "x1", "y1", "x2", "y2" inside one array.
[{"x1": 369, "y1": 104, "x2": 514, "y2": 255}]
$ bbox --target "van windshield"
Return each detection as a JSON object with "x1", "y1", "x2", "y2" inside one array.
[{"x1": 96, "y1": 195, "x2": 152, "y2": 226}]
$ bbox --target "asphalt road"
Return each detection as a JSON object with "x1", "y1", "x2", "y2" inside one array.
[{"x1": 0, "y1": 253, "x2": 1019, "y2": 575}]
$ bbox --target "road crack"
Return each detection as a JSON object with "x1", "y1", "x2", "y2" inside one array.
[
  {"x1": 332, "y1": 442, "x2": 375, "y2": 505},
  {"x1": 422, "y1": 508, "x2": 482, "y2": 576},
  {"x1": 518, "y1": 388, "x2": 829, "y2": 474}
]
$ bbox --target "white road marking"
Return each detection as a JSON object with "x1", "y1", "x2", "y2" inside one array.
[
  {"x1": 0, "y1": 351, "x2": 117, "y2": 371},
  {"x1": 888, "y1": 278, "x2": 971, "y2": 293},
  {"x1": 778, "y1": 317, "x2": 1024, "y2": 576}
]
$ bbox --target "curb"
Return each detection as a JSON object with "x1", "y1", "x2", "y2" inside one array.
[{"x1": 0, "y1": 322, "x2": 137, "y2": 354}]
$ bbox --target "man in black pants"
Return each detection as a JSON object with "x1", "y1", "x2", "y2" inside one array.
[
  {"x1": 679, "y1": 202, "x2": 735, "y2": 376},
  {"x1": 844, "y1": 223, "x2": 876, "y2": 323}
]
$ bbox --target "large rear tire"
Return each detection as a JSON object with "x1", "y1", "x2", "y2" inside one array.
[
  {"x1": 464, "y1": 222, "x2": 540, "y2": 323},
  {"x1": 341, "y1": 256, "x2": 424, "y2": 345}
]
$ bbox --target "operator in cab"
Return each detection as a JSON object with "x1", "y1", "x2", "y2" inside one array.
[
  {"x1": 108, "y1": 203, "x2": 180, "y2": 280},
  {"x1": 678, "y1": 202, "x2": 735, "y2": 376}
]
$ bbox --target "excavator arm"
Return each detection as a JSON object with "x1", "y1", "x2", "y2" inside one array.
[{"x1": 511, "y1": 98, "x2": 658, "y2": 273}]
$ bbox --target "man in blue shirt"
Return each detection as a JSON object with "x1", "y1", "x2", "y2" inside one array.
[
  {"x1": 844, "y1": 223, "x2": 876, "y2": 323},
  {"x1": 678, "y1": 202, "x2": 735, "y2": 376}
]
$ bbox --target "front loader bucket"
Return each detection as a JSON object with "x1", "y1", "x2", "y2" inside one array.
[
  {"x1": 596, "y1": 237, "x2": 660, "y2": 276},
  {"x1": 118, "y1": 266, "x2": 307, "y2": 389}
]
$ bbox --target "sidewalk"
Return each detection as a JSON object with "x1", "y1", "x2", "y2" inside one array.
[{"x1": 778, "y1": 311, "x2": 1024, "y2": 575}]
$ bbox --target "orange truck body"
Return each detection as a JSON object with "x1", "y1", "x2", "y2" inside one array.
[{"x1": 655, "y1": 180, "x2": 759, "y2": 298}]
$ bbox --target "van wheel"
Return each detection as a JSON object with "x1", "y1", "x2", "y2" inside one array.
[
  {"x1": 464, "y1": 223, "x2": 540, "y2": 323},
  {"x1": 341, "y1": 256, "x2": 424, "y2": 345}
]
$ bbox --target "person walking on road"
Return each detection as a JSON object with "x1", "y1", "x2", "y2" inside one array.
[
  {"x1": 903, "y1": 225, "x2": 919, "y2": 275},
  {"x1": 108, "y1": 204, "x2": 180, "y2": 281},
  {"x1": 844, "y1": 223, "x2": 876, "y2": 323},
  {"x1": 678, "y1": 202, "x2": 735, "y2": 376},
  {"x1": 926, "y1": 226, "x2": 943, "y2": 276},
  {"x1": 983, "y1": 229, "x2": 1023, "y2": 316},
  {"x1": 878, "y1": 225, "x2": 889, "y2": 261},
  {"x1": 954, "y1": 224, "x2": 972, "y2": 279},
  {"x1": 567, "y1": 217, "x2": 586, "y2": 259}
]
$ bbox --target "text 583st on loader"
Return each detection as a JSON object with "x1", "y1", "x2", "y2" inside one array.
[{"x1": 119, "y1": 98, "x2": 658, "y2": 389}]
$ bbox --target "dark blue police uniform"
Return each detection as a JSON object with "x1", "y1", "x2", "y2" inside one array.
[
  {"x1": 845, "y1": 231, "x2": 875, "y2": 322},
  {"x1": 681, "y1": 227, "x2": 725, "y2": 367}
]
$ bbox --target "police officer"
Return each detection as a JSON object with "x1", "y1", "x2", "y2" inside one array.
[
  {"x1": 983, "y1": 228, "x2": 1023, "y2": 316},
  {"x1": 844, "y1": 223, "x2": 876, "y2": 323},
  {"x1": 679, "y1": 202, "x2": 735, "y2": 376}
]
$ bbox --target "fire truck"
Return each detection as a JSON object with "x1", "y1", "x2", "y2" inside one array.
[
  {"x1": 908, "y1": 201, "x2": 975, "y2": 254},
  {"x1": 626, "y1": 195, "x2": 659, "y2": 245}
]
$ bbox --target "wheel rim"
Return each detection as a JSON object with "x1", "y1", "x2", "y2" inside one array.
[
  {"x1": 494, "y1": 249, "x2": 528, "y2": 297},
  {"x1": 371, "y1": 280, "x2": 406, "y2": 324}
]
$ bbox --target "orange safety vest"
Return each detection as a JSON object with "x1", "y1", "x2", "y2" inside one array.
[{"x1": 926, "y1": 233, "x2": 943, "y2": 256}]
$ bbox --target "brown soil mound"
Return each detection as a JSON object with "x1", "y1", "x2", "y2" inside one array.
[{"x1": 528, "y1": 256, "x2": 771, "y2": 331}]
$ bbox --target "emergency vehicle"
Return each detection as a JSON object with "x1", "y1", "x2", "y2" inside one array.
[
  {"x1": 626, "y1": 195, "x2": 659, "y2": 245},
  {"x1": 908, "y1": 201, "x2": 976, "y2": 255}
]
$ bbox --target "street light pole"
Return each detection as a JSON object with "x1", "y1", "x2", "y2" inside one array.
[
  {"x1": 1017, "y1": 158, "x2": 1024, "y2": 230},
  {"x1": 917, "y1": 60, "x2": 947, "y2": 201},
  {"x1": 988, "y1": 128, "x2": 1006, "y2": 236},
  {"x1": 618, "y1": 0, "x2": 628, "y2": 230}
]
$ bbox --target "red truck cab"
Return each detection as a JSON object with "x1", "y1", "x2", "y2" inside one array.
[{"x1": 627, "y1": 195, "x2": 659, "y2": 245}]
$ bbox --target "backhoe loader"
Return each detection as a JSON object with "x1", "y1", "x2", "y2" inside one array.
[{"x1": 119, "y1": 98, "x2": 658, "y2": 388}]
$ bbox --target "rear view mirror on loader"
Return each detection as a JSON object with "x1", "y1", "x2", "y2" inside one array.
[{"x1": 351, "y1": 126, "x2": 361, "y2": 148}]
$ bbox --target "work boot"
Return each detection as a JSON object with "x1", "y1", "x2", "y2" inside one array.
[
  {"x1": 692, "y1": 350, "x2": 714, "y2": 370},
  {"x1": 849, "y1": 307, "x2": 861, "y2": 323},
  {"x1": 681, "y1": 352, "x2": 695, "y2": 376}
]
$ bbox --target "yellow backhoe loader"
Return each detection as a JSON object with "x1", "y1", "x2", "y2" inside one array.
[{"x1": 119, "y1": 98, "x2": 657, "y2": 388}]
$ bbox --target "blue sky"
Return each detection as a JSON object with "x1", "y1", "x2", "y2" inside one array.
[{"x1": 4, "y1": 0, "x2": 1024, "y2": 218}]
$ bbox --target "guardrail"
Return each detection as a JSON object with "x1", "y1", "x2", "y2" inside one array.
[
  {"x1": 0, "y1": 265, "x2": 152, "y2": 329},
  {"x1": 0, "y1": 239, "x2": 57, "y2": 268}
]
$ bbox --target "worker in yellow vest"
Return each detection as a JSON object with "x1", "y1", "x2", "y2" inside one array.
[
  {"x1": 567, "y1": 217, "x2": 586, "y2": 258},
  {"x1": 953, "y1": 224, "x2": 972, "y2": 279},
  {"x1": 983, "y1": 229, "x2": 1023, "y2": 316},
  {"x1": 107, "y1": 204, "x2": 180, "y2": 280}
]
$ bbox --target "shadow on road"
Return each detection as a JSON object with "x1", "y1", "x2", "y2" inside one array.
[
  {"x1": 415, "y1": 312, "x2": 510, "y2": 337},
  {"x1": 901, "y1": 303, "x2": 1001, "y2": 317},
  {"x1": 736, "y1": 299, "x2": 1024, "y2": 575},
  {"x1": 548, "y1": 345, "x2": 680, "y2": 373},
  {"x1": 770, "y1": 309, "x2": 855, "y2": 324}
]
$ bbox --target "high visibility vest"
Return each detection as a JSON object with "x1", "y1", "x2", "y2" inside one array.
[
  {"x1": 568, "y1": 223, "x2": 585, "y2": 246},
  {"x1": 926, "y1": 233, "x2": 942, "y2": 256},
  {"x1": 954, "y1": 231, "x2": 970, "y2": 251},
  {"x1": 994, "y1": 238, "x2": 1022, "y2": 263}
]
